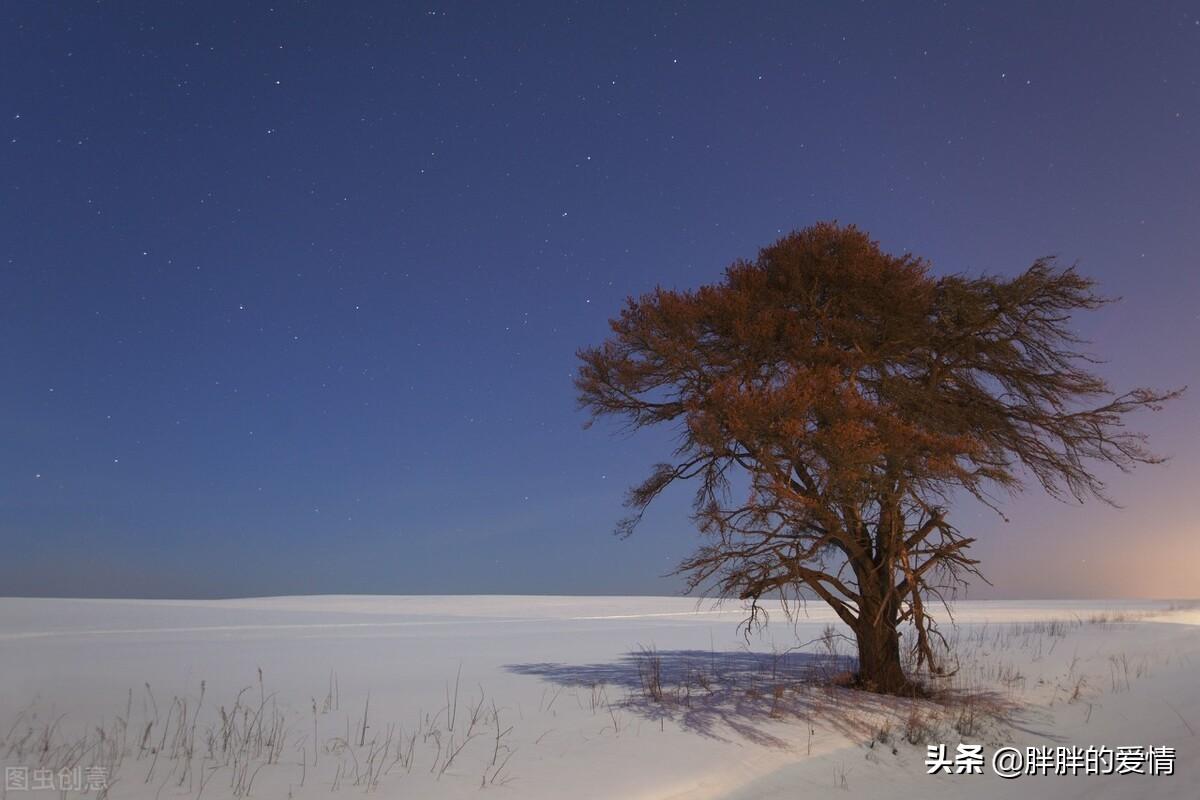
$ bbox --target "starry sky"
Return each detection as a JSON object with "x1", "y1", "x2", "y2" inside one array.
[{"x1": 3, "y1": 2, "x2": 1198, "y2": 600}]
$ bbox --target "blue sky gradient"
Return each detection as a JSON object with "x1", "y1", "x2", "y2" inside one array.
[{"x1": 3, "y1": 2, "x2": 1197, "y2": 598}]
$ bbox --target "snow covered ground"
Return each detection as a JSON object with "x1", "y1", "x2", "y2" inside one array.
[{"x1": 0, "y1": 596, "x2": 1196, "y2": 799}]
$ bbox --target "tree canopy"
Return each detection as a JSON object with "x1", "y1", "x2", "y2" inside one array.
[{"x1": 577, "y1": 222, "x2": 1180, "y2": 692}]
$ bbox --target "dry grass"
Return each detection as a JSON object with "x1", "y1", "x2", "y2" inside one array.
[{"x1": 0, "y1": 669, "x2": 518, "y2": 797}]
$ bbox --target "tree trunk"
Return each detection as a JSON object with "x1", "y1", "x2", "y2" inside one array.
[{"x1": 852, "y1": 619, "x2": 910, "y2": 694}]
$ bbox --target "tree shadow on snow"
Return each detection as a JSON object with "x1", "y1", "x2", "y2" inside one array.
[{"x1": 506, "y1": 649, "x2": 929, "y2": 748}]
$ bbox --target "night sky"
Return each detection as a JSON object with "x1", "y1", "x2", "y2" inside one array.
[{"x1": 3, "y1": 2, "x2": 1197, "y2": 599}]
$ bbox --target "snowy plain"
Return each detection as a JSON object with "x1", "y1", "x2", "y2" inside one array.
[{"x1": 0, "y1": 595, "x2": 1196, "y2": 799}]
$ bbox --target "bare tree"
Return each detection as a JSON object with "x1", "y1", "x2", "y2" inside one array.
[{"x1": 576, "y1": 222, "x2": 1180, "y2": 694}]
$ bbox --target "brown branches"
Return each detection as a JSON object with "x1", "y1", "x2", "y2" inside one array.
[{"x1": 576, "y1": 222, "x2": 1180, "y2": 693}]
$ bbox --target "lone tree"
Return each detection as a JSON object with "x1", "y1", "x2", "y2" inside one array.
[{"x1": 576, "y1": 222, "x2": 1179, "y2": 694}]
